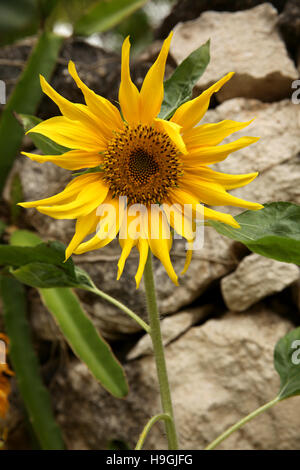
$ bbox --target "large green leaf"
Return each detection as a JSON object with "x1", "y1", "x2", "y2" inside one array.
[
  {"x1": 159, "y1": 40, "x2": 210, "y2": 120},
  {"x1": 210, "y1": 202, "x2": 300, "y2": 265},
  {"x1": 0, "y1": 275, "x2": 64, "y2": 449},
  {"x1": 74, "y1": 0, "x2": 147, "y2": 36},
  {"x1": 274, "y1": 327, "x2": 300, "y2": 400},
  {"x1": 0, "y1": 31, "x2": 63, "y2": 195},
  {"x1": 18, "y1": 114, "x2": 70, "y2": 155},
  {"x1": 9, "y1": 229, "x2": 129, "y2": 398},
  {"x1": 40, "y1": 287, "x2": 128, "y2": 398}
]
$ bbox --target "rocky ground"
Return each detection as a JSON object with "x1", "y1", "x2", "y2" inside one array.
[{"x1": 1, "y1": 1, "x2": 300, "y2": 450}]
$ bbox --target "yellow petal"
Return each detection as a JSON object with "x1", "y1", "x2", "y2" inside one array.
[
  {"x1": 154, "y1": 118, "x2": 187, "y2": 154},
  {"x1": 140, "y1": 32, "x2": 173, "y2": 123},
  {"x1": 183, "y1": 119, "x2": 254, "y2": 148},
  {"x1": 147, "y1": 207, "x2": 178, "y2": 285},
  {"x1": 117, "y1": 237, "x2": 136, "y2": 280},
  {"x1": 180, "y1": 176, "x2": 263, "y2": 210},
  {"x1": 203, "y1": 206, "x2": 240, "y2": 228},
  {"x1": 37, "y1": 180, "x2": 109, "y2": 219},
  {"x1": 27, "y1": 116, "x2": 105, "y2": 151},
  {"x1": 74, "y1": 196, "x2": 125, "y2": 254},
  {"x1": 181, "y1": 241, "x2": 193, "y2": 275},
  {"x1": 189, "y1": 166, "x2": 259, "y2": 190},
  {"x1": 65, "y1": 210, "x2": 99, "y2": 260},
  {"x1": 119, "y1": 37, "x2": 141, "y2": 125},
  {"x1": 171, "y1": 73, "x2": 234, "y2": 131},
  {"x1": 18, "y1": 173, "x2": 100, "y2": 208},
  {"x1": 21, "y1": 150, "x2": 102, "y2": 170},
  {"x1": 68, "y1": 61, "x2": 123, "y2": 132},
  {"x1": 135, "y1": 239, "x2": 149, "y2": 288},
  {"x1": 183, "y1": 136, "x2": 260, "y2": 165},
  {"x1": 40, "y1": 75, "x2": 107, "y2": 138},
  {"x1": 163, "y1": 202, "x2": 195, "y2": 241}
]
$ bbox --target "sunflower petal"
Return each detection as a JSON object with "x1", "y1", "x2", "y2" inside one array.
[
  {"x1": 117, "y1": 237, "x2": 136, "y2": 280},
  {"x1": 183, "y1": 136, "x2": 260, "y2": 165},
  {"x1": 27, "y1": 116, "x2": 105, "y2": 151},
  {"x1": 68, "y1": 61, "x2": 123, "y2": 132},
  {"x1": 140, "y1": 32, "x2": 172, "y2": 123},
  {"x1": 154, "y1": 118, "x2": 187, "y2": 154},
  {"x1": 171, "y1": 73, "x2": 234, "y2": 131},
  {"x1": 135, "y1": 239, "x2": 149, "y2": 288},
  {"x1": 21, "y1": 150, "x2": 102, "y2": 170},
  {"x1": 189, "y1": 167, "x2": 259, "y2": 190},
  {"x1": 119, "y1": 37, "x2": 140, "y2": 125},
  {"x1": 65, "y1": 210, "x2": 99, "y2": 260},
  {"x1": 183, "y1": 119, "x2": 254, "y2": 148}
]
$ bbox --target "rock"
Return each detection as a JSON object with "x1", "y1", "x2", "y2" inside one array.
[
  {"x1": 221, "y1": 254, "x2": 299, "y2": 312},
  {"x1": 127, "y1": 305, "x2": 213, "y2": 360},
  {"x1": 48, "y1": 306, "x2": 300, "y2": 450},
  {"x1": 170, "y1": 4, "x2": 298, "y2": 102}
]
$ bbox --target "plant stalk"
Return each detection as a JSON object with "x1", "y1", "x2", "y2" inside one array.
[{"x1": 143, "y1": 252, "x2": 178, "y2": 450}]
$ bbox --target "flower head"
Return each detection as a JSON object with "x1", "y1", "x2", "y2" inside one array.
[{"x1": 20, "y1": 33, "x2": 262, "y2": 287}]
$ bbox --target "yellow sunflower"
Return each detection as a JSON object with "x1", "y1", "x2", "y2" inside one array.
[{"x1": 20, "y1": 33, "x2": 262, "y2": 287}]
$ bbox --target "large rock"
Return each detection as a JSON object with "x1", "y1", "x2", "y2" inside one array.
[
  {"x1": 221, "y1": 254, "x2": 299, "y2": 312},
  {"x1": 170, "y1": 4, "x2": 298, "y2": 101},
  {"x1": 46, "y1": 306, "x2": 300, "y2": 450}
]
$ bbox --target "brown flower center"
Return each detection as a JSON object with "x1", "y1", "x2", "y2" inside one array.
[{"x1": 103, "y1": 124, "x2": 182, "y2": 205}]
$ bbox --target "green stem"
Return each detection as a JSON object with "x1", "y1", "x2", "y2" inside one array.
[
  {"x1": 205, "y1": 396, "x2": 280, "y2": 450},
  {"x1": 135, "y1": 413, "x2": 172, "y2": 450},
  {"x1": 85, "y1": 285, "x2": 150, "y2": 333},
  {"x1": 143, "y1": 252, "x2": 178, "y2": 450}
]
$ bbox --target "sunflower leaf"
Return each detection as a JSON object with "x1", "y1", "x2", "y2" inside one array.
[
  {"x1": 159, "y1": 40, "x2": 210, "y2": 120},
  {"x1": 274, "y1": 327, "x2": 300, "y2": 400},
  {"x1": 18, "y1": 113, "x2": 70, "y2": 155},
  {"x1": 210, "y1": 202, "x2": 300, "y2": 265},
  {"x1": 74, "y1": 0, "x2": 147, "y2": 36},
  {"x1": 9, "y1": 229, "x2": 129, "y2": 398}
]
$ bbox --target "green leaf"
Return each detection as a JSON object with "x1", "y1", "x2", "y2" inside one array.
[
  {"x1": 0, "y1": 31, "x2": 63, "y2": 195},
  {"x1": 0, "y1": 275, "x2": 64, "y2": 449},
  {"x1": 18, "y1": 114, "x2": 70, "y2": 155},
  {"x1": 9, "y1": 172, "x2": 23, "y2": 224},
  {"x1": 274, "y1": 327, "x2": 300, "y2": 400},
  {"x1": 210, "y1": 202, "x2": 300, "y2": 265},
  {"x1": 159, "y1": 40, "x2": 210, "y2": 120},
  {"x1": 0, "y1": 221, "x2": 6, "y2": 239},
  {"x1": 9, "y1": 229, "x2": 129, "y2": 398},
  {"x1": 74, "y1": 0, "x2": 147, "y2": 36},
  {"x1": 40, "y1": 287, "x2": 128, "y2": 398}
]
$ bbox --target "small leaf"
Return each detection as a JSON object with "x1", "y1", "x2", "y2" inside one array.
[
  {"x1": 0, "y1": 275, "x2": 65, "y2": 449},
  {"x1": 210, "y1": 202, "x2": 300, "y2": 265},
  {"x1": 74, "y1": 0, "x2": 147, "y2": 36},
  {"x1": 18, "y1": 114, "x2": 70, "y2": 155},
  {"x1": 159, "y1": 40, "x2": 210, "y2": 120},
  {"x1": 40, "y1": 287, "x2": 129, "y2": 398},
  {"x1": 274, "y1": 327, "x2": 300, "y2": 400}
]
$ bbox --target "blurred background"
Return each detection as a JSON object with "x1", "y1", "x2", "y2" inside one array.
[{"x1": 0, "y1": 0, "x2": 300, "y2": 450}]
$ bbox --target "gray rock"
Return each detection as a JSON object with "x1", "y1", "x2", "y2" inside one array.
[
  {"x1": 170, "y1": 4, "x2": 298, "y2": 102},
  {"x1": 221, "y1": 254, "x2": 299, "y2": 312},
  {"x1": 50, "y1": 306, "x2": 300, "y2": 450}
]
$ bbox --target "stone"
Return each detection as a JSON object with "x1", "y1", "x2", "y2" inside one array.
[
  {"x1": 127, "y1": 305, "x2": 213, "y2": 360},
  {"x1": 170, "y1": 4, "x2": 298, "y2": 102},
  {"x1": 221, "y1": 254, "x2": 299, "y2": 312},
  {"x1": 45, "y1": 306, "x2": 300, "y2": 450}
]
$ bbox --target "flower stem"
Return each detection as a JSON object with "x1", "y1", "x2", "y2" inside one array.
[
  {"x1": 135, "y1": 413, "x2": 172, "y2": 450},
  {"x1": 143, "y1": 252, "x2": 178, "y2": 450},
  {"x1": 205, "y1": 396, "x2": 280, "y2": 450},
  {"x1": 84, "y1": 285, "x2": 150, "y2": 333}
]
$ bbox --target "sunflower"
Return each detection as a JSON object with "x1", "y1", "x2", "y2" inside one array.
[
  {"x1": 0, "y1": 334, "x2": 13, "y2": 420},
  {"x1": 20, "y1": 33, "x2": 262, "y2": 287}
]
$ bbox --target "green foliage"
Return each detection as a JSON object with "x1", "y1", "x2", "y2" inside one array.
[
  {"x1": 274, "y1": 327, "x2": 300, "y2": 400},
  {"x1": 18, "y1": 114, "x2": 69, "y2": 155},
  {"x1": 0, "y1": 31, "x2": 63, "y2": 195},
  {"x1": 159, "y1": 40, "x2": 210, "y2": 120},
  {"x1": 74, "y1": 0, "x2": 147, "y2": 36},
  {"x1": 0, "y1": 274, "x2": 65, "y2": 449},
  {"x1": 9, "y1": 173, "x2": 23, "y2": 224},
  {"x1": 0, "y1": 0, "x2": 39, "y2": 46},
  {"x1": 210, "y1": 202, "x2": 300, "y2": 265},
  {"x1": 8, "y1": 230, "x2": 129, "y2": 398}
]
